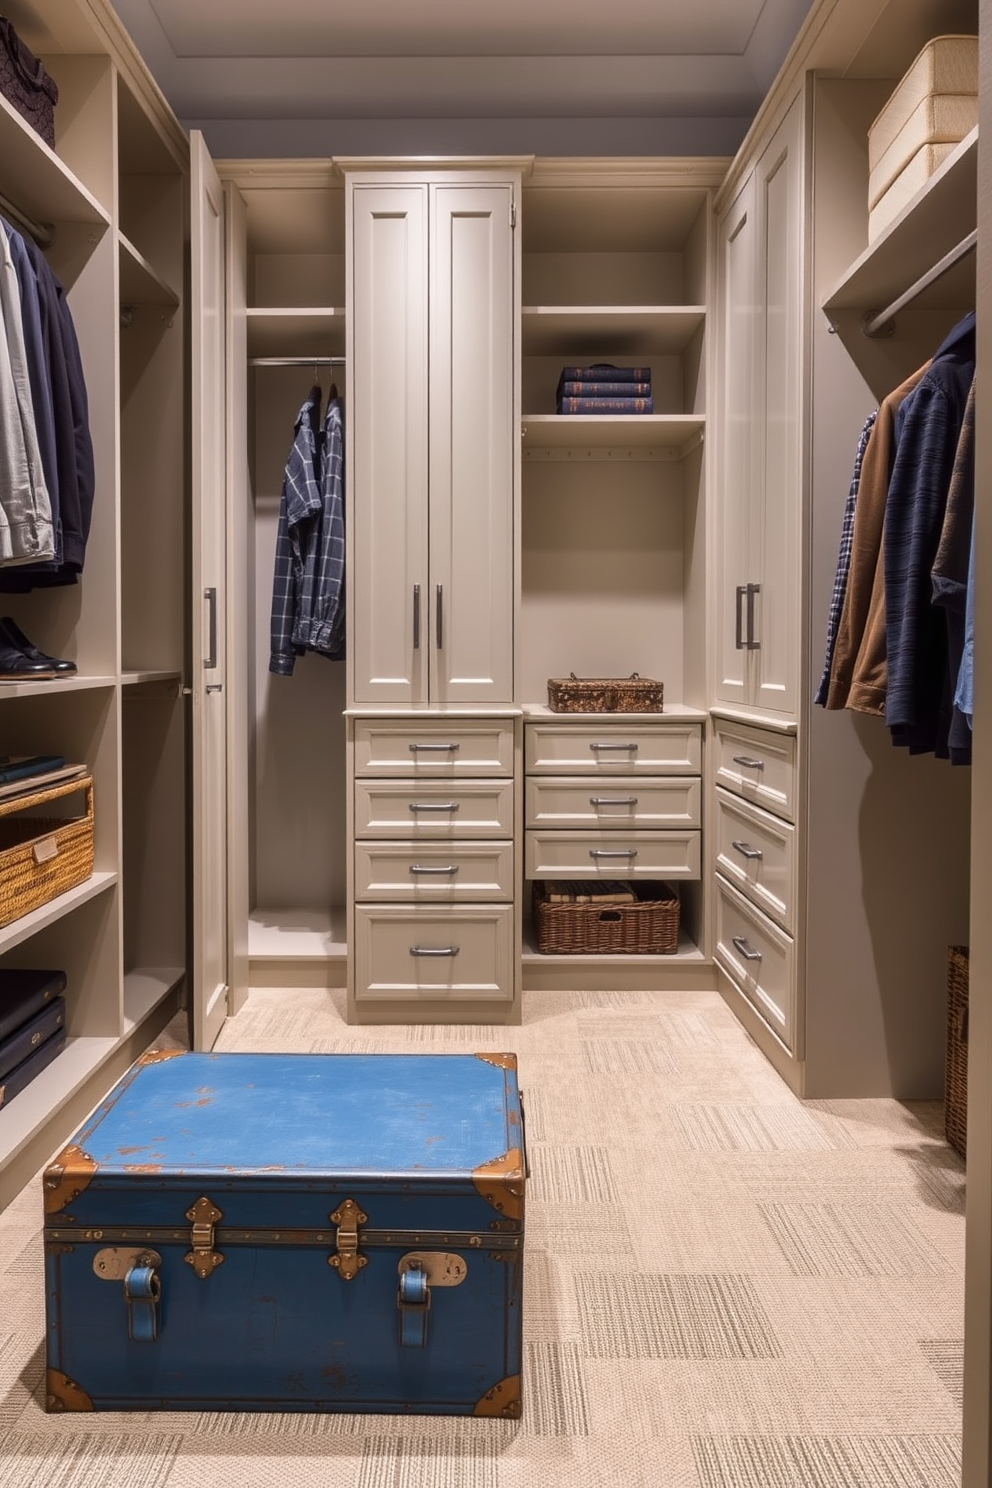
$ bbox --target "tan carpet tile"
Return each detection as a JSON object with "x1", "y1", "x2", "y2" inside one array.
[
  {"x1": 920, "y1": 1339, "x2": 965, "y2": 1407},
  {"x1": 670, "y1": 1102, "x2": 841, "y2": 1153},
  {"x1": 357, "y1": 1432, "x2": 500, "y2": 1488},
  {"x1": 758, "y1": 1202, "x2": 951, "y2": 1278},
  {"x1": 581, "y1": 1039, "x2": 681, "y2": 1077},
  {"x1": 691, "y1": 1432, "x2": 961, "y2": 1488},
  {"x1": 529, "y1": 1147, "x2": 619, "y2": 1204},
  {"x1": 521, "y1": 1343, "x2": 589, "y2": 1437},
  {"x1": 574, "y1": 1273, "x2": 782, "y2": 1359},
  {"x1": 0, "y1": 1433, "x2": 183, "y2": 1488}
]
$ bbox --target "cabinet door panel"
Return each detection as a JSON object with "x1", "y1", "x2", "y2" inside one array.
[
  {"x1": 714, "y1": 173, "x2": 758, "y2": 707},
  {"x1": 429, "y1": 185, "x2": 514, "y2": 704},
  {"x1": 753, "y1": 98, "x2": 803, "y2": 715},
  {"x1": 351, "y1": 185, "x2": 429, "y2": 704}
]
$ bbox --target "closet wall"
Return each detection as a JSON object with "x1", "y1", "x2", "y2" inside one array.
[{"x1": 0, "y1": 0, "x2": 189, "y2": 1208}]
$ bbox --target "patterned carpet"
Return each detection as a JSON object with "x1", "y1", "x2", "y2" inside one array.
[{"x1": 0, "y1": 985, "x2": 965, "y2": 1487}]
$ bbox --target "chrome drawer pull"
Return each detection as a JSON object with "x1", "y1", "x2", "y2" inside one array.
[
  {"x1": 410, "y1": 945, "x2": 460, "y2": 957},
  {"x1": 732, "y1": 755, "x2": 765, "y2": 770},
  {"x1": 590, "y1": 796, "x2": 638, "y2": 806},
  {"x1": 589, "y1": 848, "x2": 637, "y2": 859},
  {"x1": 409, "y1": 802, "x2": 460, "y2": 812},
  {"x1": 731, "y1": 840, "x2": 763, "y2": 861},
  {"x1": 732, "y1": 935, "x2": 762, "y2": 962},
  {"x1": 413, "y1": 584, "x2": 421, "y2": 649},
  {"x1": 590, "y1": 741, "x2": 638, "y2": 752},
  {"x1": 409, "y1": 864, "x2": 458, "y2": 875},
  {"x1": 409, "y1": 742, "x2": 460, "y2": 752}
]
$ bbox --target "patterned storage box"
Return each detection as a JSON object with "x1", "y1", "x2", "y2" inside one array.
[{"x1": 547, "y1": 673, "x2": 664, "y2": 713}]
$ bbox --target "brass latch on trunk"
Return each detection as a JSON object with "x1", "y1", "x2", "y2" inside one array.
[
  {"x1": 328, "y1": 1197, "x2": 367, "y2": 1280},
  {"x1": 184, "y1": 1196, "x2": 224, "y2": 1279}
]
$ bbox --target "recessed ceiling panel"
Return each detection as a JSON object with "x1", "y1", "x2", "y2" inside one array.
[{"x1": 148, "y1": 0, "x2": 766, "y2": 57}]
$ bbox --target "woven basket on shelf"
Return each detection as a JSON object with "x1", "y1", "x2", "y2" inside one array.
[
  {"x1": 532, "y1": 880, "x2": 679, "y2": 955},
  {"x1": 0, "y1": 774, "x2": 94, "y2": 928},
  {"x1": 945, "y1": 944, "x2": 969, "y2": 1158},
  {"x1": 547, "y1": 673, "x2": 664, "y2": 713}
]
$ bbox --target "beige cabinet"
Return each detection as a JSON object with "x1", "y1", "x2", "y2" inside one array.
[
  {"x1": 714, "y1": 96, "x2": 803, "y2": 717},
  {"x1": 348, "y1": 174, "x2": 516, "y2": 708}
]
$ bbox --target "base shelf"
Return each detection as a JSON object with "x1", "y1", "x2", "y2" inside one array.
[{"x1": 123, "y1": 966, "x2": 184, "y2": 1035}]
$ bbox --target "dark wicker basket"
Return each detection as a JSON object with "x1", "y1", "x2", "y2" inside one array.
[
  {"x1": 547, "y1": 673, "x2": 663, "y2": 713},
  {"x1": 532, "y1": 880, "x2": 679, "y2": 955},
  {"x1": 945, "y1": 944, "x2": 969, "y2": 1158}
]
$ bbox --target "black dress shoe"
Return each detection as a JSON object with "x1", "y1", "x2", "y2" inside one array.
[{"x1": 0, "y1": 617, "x2": 77, "y2": 675}]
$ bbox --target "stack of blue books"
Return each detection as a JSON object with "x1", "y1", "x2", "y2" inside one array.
[
  {"x1": 0, "y1": 969, "x2": 67, "y2": 1107},
  {"x1": 556, "y1": 363, "x2": 653, "y2": 414}
]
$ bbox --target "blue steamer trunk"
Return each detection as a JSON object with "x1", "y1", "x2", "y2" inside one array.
[{"x1": 43, "y1": 1051, "x2": 525, "y2": 1416}]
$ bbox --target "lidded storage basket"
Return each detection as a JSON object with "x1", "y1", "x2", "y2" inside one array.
[
  {"x1": 945, "y1": 944, "x2": 969, "y2": 1158},
  {"x1": 0, "y1": 774, "x2": 94, "y2": 928},
  {"x1": 547, "y1": 673, "x2": 663, "y2": 714}
]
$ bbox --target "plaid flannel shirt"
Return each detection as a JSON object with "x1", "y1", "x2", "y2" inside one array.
[{"x1": 269, "y1": 387, "x2": 322, "y2": 676}]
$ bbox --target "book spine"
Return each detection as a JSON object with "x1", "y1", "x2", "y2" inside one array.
[
  {"x1": 556, "y1": 397, "x2": 655, "y2": 415},
  {"x1": 558, "y1": 382, "x2": 652, "y2": 398},
  {"x1": 559, "y1": 366, "x2": 651, "y2": 383}
]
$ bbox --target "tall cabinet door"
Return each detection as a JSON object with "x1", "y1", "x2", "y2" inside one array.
[
  {"x1": 190, "y1": 132, "x2": 230, "y2": 1049},
  {"x1": 752, "y1": 97, "x2": 803, "y2": 716},
  {"x1": 351, "y1": 185, "x2": 430, "y2": 706},
  {"x1": 714, "y1": 171, "x2": 759, "y2": 708},
  {"x1": 429, "y1": 184, "x2": 515, "y2": 705}
]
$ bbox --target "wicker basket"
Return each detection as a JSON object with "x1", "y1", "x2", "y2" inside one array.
[
  {"x1": 945, "y1": 944, "x2": 969, "y2": 1158},
  {"x1": 547, "y1": 673, "x2": 664, "y2": 713},
  {"x1": 532, "y1": 880, "x2": 679, "y2": 955},
  {"x1": 0, "y1": 775, "x2": 94, "y2": 929}
]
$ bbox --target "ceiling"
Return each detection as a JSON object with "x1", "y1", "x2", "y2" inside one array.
[{"x1": 102, "y1": 0, "x2": 819, "y2": 159}]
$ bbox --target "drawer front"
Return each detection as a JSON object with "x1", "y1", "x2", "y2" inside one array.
[
  {"x1": 714, "y1": 876, "x2": 795, "y2": 1051},
  {"x1": 713, "y1": 720, "x2": 796, "y2": 821},
  {"x1": 526, "y1": 829, "x2": 700, "y2": 880},
  {"x1": 355, "y1": 781, "x2": 514, "y2": 838},
  {"x1": 526, "y1": 775, "x2": 700, "y2": 830},
  {"x1": 714, "y1": 787, "x2": 796, "y2": 930},
  {"x1": 354, "y1": 720, "x2": 514, "y2": 777},
  {"x1": 354, "y1": 841, "x2": 514, "y2": 902},
  {"x1": 525, "y1": 722, "x2": 701, "y2": 775},
  {"x1": 354, "y1": 905, "x2": 514, "y2": 1001}
]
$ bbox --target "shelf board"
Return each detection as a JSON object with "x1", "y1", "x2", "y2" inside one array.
[
  {"x1": 522, "y1": 929, "x2": 705, "y2": 964},
  {"x1": 121, "y1": 669, "x2": 182, "y2": 688},
  {"x1": 119, "y1": 232, "x2": 180, "y2": 308},
  {"x1": 521, "y1": 413, "x2": 704, "y2": 455},
  {"x1": 246, "y1": 308, "x2": 346, "y2": 359},
  {"x1": 0, "y1": 872, "x2": 117, "y2": 957},
  {"x1": 522, "y1": 702, "x2": 708, "y2": 722},
  {"x1": 522, "y1": 306, "x2": 705, "y2": 356},
  {"x1": 249, "y1": 907, "x2": 347, "y2": 960},
  {"x1": 822, "y1": 129, "x2": 977, "y2": 320},
  {"x1": 0, "y1": 674, "x2": 116, "y2": 700},
  {"x1": 123, "y1": 967, "x2": 184, "y2": 1036},
  {"x1": 0, "y1": 1034, "x2": 118, "y2": 1168},
  {"x1": 0, "y1": 94, "x2": 109, "y2": 231}
]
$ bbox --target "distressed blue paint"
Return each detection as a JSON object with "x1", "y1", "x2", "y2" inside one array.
[{"x1": 45, "y1": 1052, "x2": 524, "y2": 1414}]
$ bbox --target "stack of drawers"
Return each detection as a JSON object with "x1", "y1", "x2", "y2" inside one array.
[
  {"x1": 352, "y1": 718, "x2": 516, "y2": 1007},
  {"x1": 524, "y1": 717, "x2": 702, "y2": 898},
  {"x1": 712, "y1": 718, "x2": 797, "y2": 1049}
]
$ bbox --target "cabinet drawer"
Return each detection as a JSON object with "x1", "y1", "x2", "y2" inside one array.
[
  {"x1": 526, "y1": 775, "x2": 700, "y2": 829},
  {"x1": 355, "y1": 780, "x2": 513, "y2": 837},
  {"x1": 715, "y1": 875, "x2": 795, "y2": 1051},
  {"x1": 354, "y1": 720, "x2": 514, "y2": 777},
  {"x1": 354, "y1": 840, "x2": 514, "y2": 901},
  {"x1": 713, "y1": 719, "x2": 796, "y2": 821},
  {"x1": 525, "y1": 722, "x2": 701, "y2": 775},
  {"x1": 354, "y1": 905, "x2": 514, "y2": 1001},
  {"x1": 526, "y1": 829, "x2": 700, "y2": 880},
  {"x1": 714, "y1": 787, "x2": 796, "y2": 930}
]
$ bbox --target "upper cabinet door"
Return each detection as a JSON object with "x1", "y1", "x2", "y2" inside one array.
[
  {"x1": 350, "y1": 184, "x2": 430, "y2": 706},
  {"x1": 189, "y1": 131, "x2": 230, "y2": 1049},
  {"x1": 429, "y1": 184, "x2": 515, "y2": 706}
]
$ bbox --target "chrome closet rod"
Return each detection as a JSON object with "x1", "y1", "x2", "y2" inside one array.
[
  {"x1": 247, "y1": 355, "x2": 346, "y2": 367},
  {"x1": 862, "y1": 229, "x2": 977, "y2": 338},
  {"x1": 0, "y1": 190, "x2": 55, "y2": 248}
]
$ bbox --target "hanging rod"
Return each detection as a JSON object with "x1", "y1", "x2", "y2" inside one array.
[
  {"x1": 248, "y1": 356, "x2": 346, "y2": 368},
  {"x1": 0, "y1": 190, "x2": 55, "y2": 249},
  {"x1": 862, "y1": 229, "x2": 977, "y2": 338}
]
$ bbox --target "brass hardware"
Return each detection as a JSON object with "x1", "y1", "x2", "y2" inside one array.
[
  {"x1": 44, "y1": 1144, "x2": 98, "y2": 1215},
  {"x1": 473, "y1": 1147, "x2": 526, "y2": 1220},
  {"x1": 136, "y1": 1048, "x2": 185, "y2": 1066},
  {"x1": 328, "y1": 1197, "x2": 367, "y2": 1280},
  {"x1": 474, "y1": 1052, "x2": 517, "y2": 1071},
  {"x1": 398, "y1": 1251, "x2": 468, "y2": 1288},
  {"x1": 184, "y1": 1196, "x2": 224, "y2": 1279},
  {"x1": 473, "y1": 1373, "x2": 522, "y2": 1419},
  {"x1": 46, "y1": 1370, "x2": 94, "y2": 1412},
  {"x1": 93, "y1": 1247, "x2": 162, "y2": 1281}
]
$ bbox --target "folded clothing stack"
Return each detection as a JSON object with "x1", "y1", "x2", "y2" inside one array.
[
  {"x1": 556, "y1": 364, "x2": 653, "y2": 415},
  {"x1": 0, "y1": 968, "x2": 68, "y2": 1108},
  {"x1": 542, "y1": 880, "x2": 636, "y2": 903}
]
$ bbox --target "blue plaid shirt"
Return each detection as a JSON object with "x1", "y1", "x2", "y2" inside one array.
[
  {"x1": 269, "y1": 389, "x2": 345, "y2": 674},
  {"x1": 814, "y1": 410, "x2": 876, "y2": 705}
]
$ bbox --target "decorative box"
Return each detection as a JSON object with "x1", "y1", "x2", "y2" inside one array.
[{"x1": 547, "y1": 673, "x2": 664, "y2": 714}]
